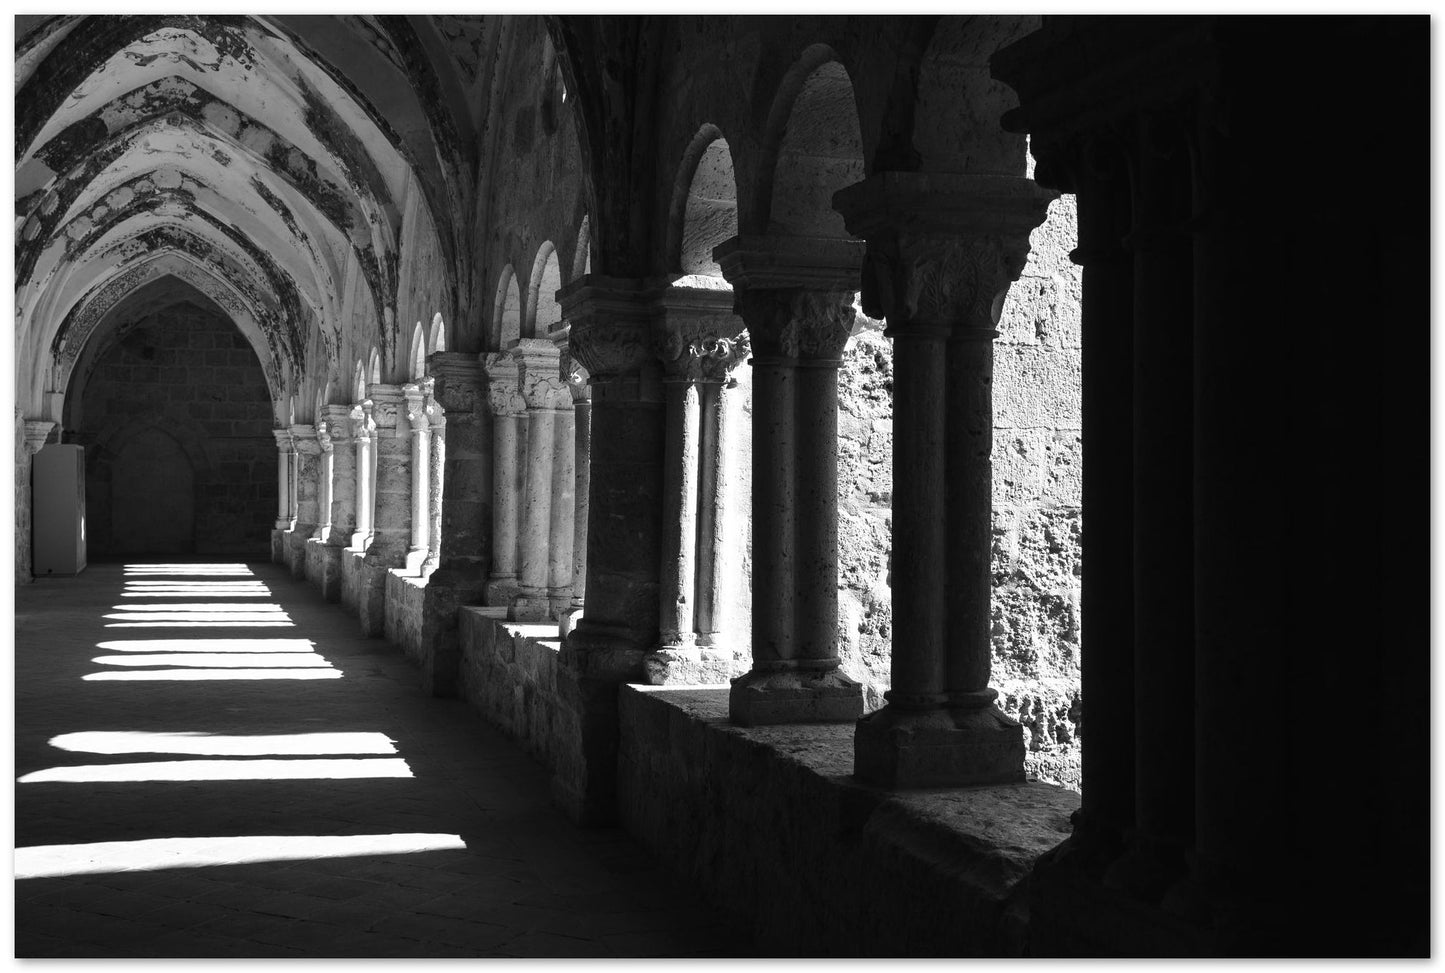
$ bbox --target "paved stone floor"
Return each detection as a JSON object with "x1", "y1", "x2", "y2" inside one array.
[{"x1": 14, "y1": 559, "x2": 753, "y2": 959}]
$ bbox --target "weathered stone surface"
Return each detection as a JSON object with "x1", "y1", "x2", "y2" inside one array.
[{"x1": 617, "y1": 685, "x2": 1077, "y2": 956}]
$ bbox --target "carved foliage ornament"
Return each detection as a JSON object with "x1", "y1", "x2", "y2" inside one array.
[
  {"x1": 866, "y1": 234, "x2": 1030, "y2": 333},
  {"x1": 657, "y1": 326, "x2": 752, "y2": 384},
  {"x1": 740, "y1": 288, "x2": 856, "y2": 360},
  {"x1": 567, "y1": 317, "x2": 652, "y2": 380}
]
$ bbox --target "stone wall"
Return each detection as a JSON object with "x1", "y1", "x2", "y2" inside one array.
[
  {"x1": 69, "y1": 300, "x2": 276, "y2": 557},
  {"x1": 15, "y1": 410, "x2": 32, "y2": 582},
  {"x1": 833, "y1": 194, "x2": 1083, "y2": 790},
  {"x1": 617, "y1": 685, "x2": 1078, "y2": 956},
  {"x1": 457, "y1": 609, "x2": 565, "y2": 768},
  {"x1": 385, "y1": 569, "x2": 427, "y2": 664}
]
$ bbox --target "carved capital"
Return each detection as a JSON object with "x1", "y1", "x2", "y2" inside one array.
[
  {"x1": 556, "y1": 276, "x2": 656, "y2": 382},
  {"x1": 289, "y1": 423, "x2": 321, "y2": 455},
  {"x1": 428, "y1": 353, "x2": 484, "y2": 414},
  {"x1": 349, "y1": 400, "x2": 376, "y2": 441},
  {"x1": 323, "y1": 405, "x2": 354, "y2": 444},
  {"x1": 22, "y1": 419, "x2": 55, "y2": 455},
  {"x1": 367, "y1": 384, "x2": 405, "y2": 430},
  {"x1": 272, "y1": 427, "x2": 295, "y2": 452},
  {"x1": 511, "y1": 339, "x2": 569, "y2": 410},
  {"x1": 657, "y1": 325, "x2": 752, "y2": 383},
  {"x1": 559, "y1": 349, "x2": 592, "y2": 403},
  {"x1": 833, "y1": 172, "x2": 1054, "y2": 332},
  {"x1": 736, "y1": 288, "x2": 856, "y2": 361},
  {"x1": 316, "y1": 421, "x2": 334, "y2": 453},
  {"x1": 483, "y1": 353, "x2": 527, "y2": 417}
]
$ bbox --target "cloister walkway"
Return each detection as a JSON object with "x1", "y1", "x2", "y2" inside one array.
[{"x1": 14, "y1": 560, "x2": 750, "y2": 959}]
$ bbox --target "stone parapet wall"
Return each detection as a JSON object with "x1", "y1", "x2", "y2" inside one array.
[
  {"x1": 15, "y1": 411, "x2": 33, "y2": 583},
  {"x1": 457, "y1": 608, "x2": 565, "y2": 768},
  {"x1": 616, "y1": 685, "x2": 1078, "y2": 956},
  {"x1": 384, "y1": 569, "x2": 426, "y2": 662}
]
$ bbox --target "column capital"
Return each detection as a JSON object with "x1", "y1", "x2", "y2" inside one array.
[
  {"x1": 735, "y1": 287, "x2": 856, "y2": 362},
  {"x1": 316, "y1": 420, "x2": 334, "y2": 453},
  {"x1": 288, "y1": 423, "x2": 321, "y2": 454},
  {"x1": 833, "y1": 172, "x2": 1056, "y2": 332},
  {"x1": 402, "y1": 381, "x2": 434, "y2": 431},
  {"x1": 22, "y1": 419, "x2": 55, "y2": 455},
  {"x1": 652, "y1": 279, "x2": 751, "y2": 384},
  {"x1": 712, "y1": 234, "x2": 863, "y2": 294},
  {"x1": 367, "y1": 384, "x2": 405, "y2": 430},
  {"x1": 427, "y1": 352, "x2": 485, "y2": 415},
  {"x1": 272, "y1": 427, "x2": 295, "y2": 451},
  {"x1": 322, "y1": 404, "x2": 355, "y2": 444},
  {"x1": 513, "y1": 339, "x2": 571, "y2": 409},
  {"x1": 349, "y1": 400, "x2": 375, "y2": 441},
  {"x1": 556, "y1": 275, "x2": 657, "y2": 382},
  {"x1": 482, "y1": 353, "x2": 527, "y2": 417}
]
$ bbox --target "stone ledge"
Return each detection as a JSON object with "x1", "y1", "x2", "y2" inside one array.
[{"x1": 616, "y1": 684, "x2": 1079, "y2": 957}]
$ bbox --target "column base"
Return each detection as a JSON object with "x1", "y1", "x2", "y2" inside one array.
[
  {"x1": 270, "y1": 528, "x2": 287, "y2": 564},
  {"x1": 486, "y1": 575, "x2": 519, "y2": 608},
  {"x1": 728, "y1": 665, "x2": 864, "y2": 726},
  {"x1": 853, "y1": 703, "x2": 1025, "y2": 788},
  {"x1": 405, "y1": 547, "x2": 428, "y2": 576},
  {"x1": 510, "y1": 587, "x2": 553, "y2": 622},
  {"x1": 644, "y1": 645, "x2": 750, "y2": 686}
]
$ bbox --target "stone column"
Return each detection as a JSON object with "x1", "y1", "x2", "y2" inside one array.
[
  {"x1": 547, "y1": 331, "x2": 577, "y2": 619},
  {"x1": 513, "y1": 339, "x2": 568, "y2": 621},
  {"x1": 645, "y1": 282, "x2": 750, "y2": 685},
  {"x1": 483, "y1": 354, "x2": 526, "y2": 605},
  {"x1": 554, "y1": 275, "x2": 665, "y2": 825},
  {"x1": 350, "y1": 400, "x2": 375, "y2": 550},
  {"x1": 715, "y1": 236, "x2": 865, "y2": 726},
  {"x1": 417, "y1": 353, "x2": 491, "y2": 698},
  {"x1": 403, "y1": 381, "x2": 433, "y2": 576},
  {"x1": 314, "y1": 404, "x2": 357, "y2": 603},
  {"x1": 835, "y1": 172, "x2": 1053, "y2": 786},
  {"x1": 287, "y1": 423, "x2": 321, "y2": 579},
  {"x1": 314, "y1": 420, "x2": 335, "y2": 541},
  {"x1": 424, "y1": 394, "x2": 445, "y2": 578},
  {"x1": 359, "y1": 384, "x2": 410, "y2": 637},
  {"x1": 19, "y1": 418, "x2": 55, "y2": 584},
  {"x1": 271, "y1": 427, "x2": 294, "y2": 563},
  {"x1": 563, "y1": 350, "x2": 592, "y2": 617}
]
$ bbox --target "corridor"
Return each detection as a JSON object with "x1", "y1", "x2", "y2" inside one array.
[{"x1": 14, "y1": 560, "x2": 750, "y2": 959}]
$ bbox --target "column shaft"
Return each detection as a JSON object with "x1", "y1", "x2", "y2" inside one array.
[
  {"x1": 571, "y1": 399, "x2": 591, "y2": 612},
  {"x1": 548, "y1": 407, "x2": 576, "y2": 613},
  {"x1": 516, "y1": 409, "x2": 556, "y2": 610},
  {"x1": 351, "y1": 404, "x2": 374, "y2": 549},
  {"x1": 749, "y1": 358, "x2": 796, "y2": 665},
  {"x1": 659, "y1": 380, "x2": 702, "y2": 647},
  {"x1": 425, "y1": 419, "x2": 445, "y2": 576},
  {"x1": 943, "y1": 333, "x2": 995, "y2": 700},
  {"x1": 693, "y1": 381, "x2": 724, "y2": 641},
  {"x1": 491, "y1": 415, "x2": 521, "y2": 589}
]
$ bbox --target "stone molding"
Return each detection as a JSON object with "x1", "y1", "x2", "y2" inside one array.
[
  {"x1": 653, "y1": 282, "x2": 751, "y2": 383},
  {"x1": 272, "y1": 427, "x2": 294, "y2": 451},
  {"x1": 832, "y1": 172, "x2": 1055, "y2": 331},
  {"x1": 483, "y1": 353, "x2": 526, "y2": 417},
  {"x1": 713, "y1": 235, "x2": 864, "y2": 294},
  {"x1": 403, "y1": 381, "x2": 434, "y2": 434},
  {"x1": 427, "y1": 353, "x2": 485, "y2": 415},
  {"x1": 22, "y1": 419, "x2": 55, "y2": 455},
  {"x1": 513, "y1": 339, "x2": 571, "y2": 410}
]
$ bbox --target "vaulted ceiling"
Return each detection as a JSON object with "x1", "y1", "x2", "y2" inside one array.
[{"x1": 15, "y1": 15, "x2": 502, "y2": 416}]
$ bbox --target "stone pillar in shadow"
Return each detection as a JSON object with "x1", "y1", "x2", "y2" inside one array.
[
  {"x1": 483, "y1": 354, "x2": 525, "y2": 606},
  {"x1": 359, "y1": 384, "x2": 410, "y2": 637},
  {"x1": 646, "y1": 281, "x2": 750, "y2": 685},
  {"x1": 715, "y1": 236, "x2": 865, "y2": 726},
  {"x1": 417, "y1": 353, "x2": 491, "y2": 697},
  {"x1": 349, "y1": 400, "x2": 375, "y2": 551},
  {"x1": 835, "y1": 172, "x2": 1053, "y2": 787},
  {"x1": 560, "y1": 346, "x2": 592, "y2": 620},
  {"x1": 423, "y1": 396, "x2": 445, "y2": 578},
  {"x1": 286, "y1": 423, "x2": 321, "y2": 579},
  {"x1": 271, "y1": 427, "x2": 294, "y2": 563},
  {"x1": 553, "y1": 275, "x2": 664, "y2": 825},
  {"x1": 545, "y1": 330, "x2": 578, "y2": 620}
]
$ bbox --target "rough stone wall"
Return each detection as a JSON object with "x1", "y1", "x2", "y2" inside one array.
[
  {"x1": 384, "y1": 570, "x2": 426, "y2": 664},
  {"x1": 833, "y1": 194, "x2": 1083, "y2": 789},
  {"x1": 457, "y1": 609, "x2": 564, "y2": 767},
  {"x1": 69, "y1": 300, "x2": 276, "y2": 557}
]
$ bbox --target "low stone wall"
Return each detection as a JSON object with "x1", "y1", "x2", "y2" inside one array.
[
  {"x1": 616, "y1": 685, "x2": 1079, "y2": 956},
  {"x1": 384, "y1": 569, "x2": 426, "y2": 662},
  {"x1": 340, "y1": 549, "x2": 365, "y2": 614},
  {"x1": 457, "y1": 608, "x2": 566, "y2": 768}
]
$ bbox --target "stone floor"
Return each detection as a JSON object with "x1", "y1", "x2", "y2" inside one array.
[{"x1": 14, "y1": 559, "x2": 753, "y2": 959}]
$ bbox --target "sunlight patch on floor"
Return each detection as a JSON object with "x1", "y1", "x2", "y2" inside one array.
[
  {"x1": 93, "y1": 653, "x2": 336, "y2": 668},
  {"x1": 19, "y1": 757, "x2": 412, "y2": 783},
  {"x1": 15, "y1": 832, "x2": 466, "y2": 879},
  {"x1": 82, "y1": 668, "x2": 341, "y2": 680},
  {"x1": 95, "y1": 639, "x2": 317, "y2": 653},
  {"x1": 49, "y1": 731, "x2": 398, "y2": 756}
]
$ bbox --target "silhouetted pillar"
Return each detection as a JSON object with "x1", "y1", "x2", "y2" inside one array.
[
  {"x1": 349, "y1": 400, "x2": 375, "y2": 550},
  {"x1": 287, "y1": 423, "x2": 321, "y2": 579},
  {"x1": 359, "y1": 384, "x2": 410, "y2": 637},
  {"x1": 417, "y1": 353, "x2": 491, "y2": 698},
  {"x1": 646, "y1": 281, "x2": 750, "y2": 684},
  {"x1": 546, "y1": 337, "x2": 577, "y2": 618},
  {"x1": 554, "y1": 275, "x2": 665, "y2": 825},
  {"x1": 716, "y1": 236, "x2": 865, "y2": 725},
  {"x1": 484, "y1": 354, "x2": 525, "y2": 606},
  {"x1": 836, "y1": 172, "x2": 1053, "y2": 786},
  {"x1": 271, "y1": 427, "x2": 294, "y2": 563},
  {"x1": 513, "y1": 339, "x2": 567, "y2": 621},
  {"x1": 314, "y1": 404, "x2": 356, "y2": 603}
]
